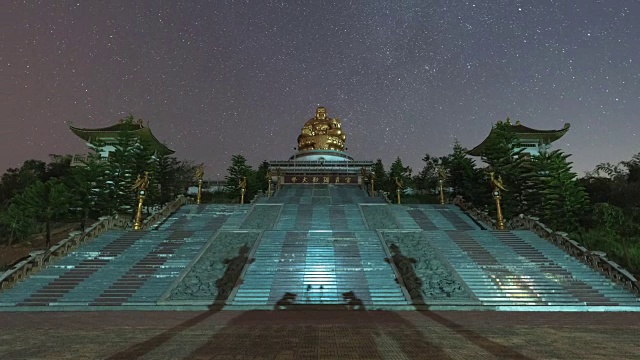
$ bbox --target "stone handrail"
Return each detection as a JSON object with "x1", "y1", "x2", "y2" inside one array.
[
  {"x1": 0, "y1": 215, "x2": 127, "y2": 290},
  {"x1": 141, "y1": 195, "x2": 189, "y2": 230},
  {"x1": 452, "y1": 196, "x2": 495, "y2": 229},
  {"x1": 0, "y1": 195, "x2": 189, "y2": 290},
  {"x1": 453, "y1": 196, "x2": 640, "y2": 295},
  {"x1": 508, "y1": 214, "x2": 640, "y2": 295}
]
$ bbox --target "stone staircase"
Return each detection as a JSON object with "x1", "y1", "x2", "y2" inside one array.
[
  {"x1": 1, "y1": 183, "x2": 638, "y2": 311},
  {"x1": 425, "y1": 230, "x2": 640, "y2": 307},
  {"x1": 230, "y1": 230, "x2": 409, "y2": 307},
  {"x1": 264, "y1": 184, "x2": 384, "y2": 204},
  {"x1": 231, "y1": 185, "x2": 410, "y2": 307},
  {"x1": 0, "y1": 205, "x2": 244, "y2": 307}
]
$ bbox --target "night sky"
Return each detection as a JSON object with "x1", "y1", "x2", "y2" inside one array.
[{"x1": 2, "y1": 1, "x2": 639, "y2": 178}]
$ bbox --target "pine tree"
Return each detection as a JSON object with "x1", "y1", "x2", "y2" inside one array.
[
  {"x1": 388, "y1": 157, "x2": 412, "y2": 194},
  {"x1": 414, "y1": 154, "x2": 445, "y2": 195},
  {"x1": 255, "y1": 160, "x2": 270, "y2": 194},
  {"x1": 224, "y1": 155, "x2": 255, "y2": 202},
  {"x1": 480, "y1": 119, "x2": 529, "y2": 218},
  {"x1": 107, "y1": 115, "x2": 142, "y2": 214},
  {"x1": 443, "y1": 140, "x2": 484, "y2": 204},
  {"x1": 371, "y1": 159, "x2": 387, "y2": 193},
  {"x1": 65, "y1": 145, "x2": 112, "y2": 229},
  {"x1": 540, "y1": 150, "x2": 589, "y2": 232}
]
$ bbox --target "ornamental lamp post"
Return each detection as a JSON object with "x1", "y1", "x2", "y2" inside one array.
[
  {"x1": 394, "y1": 177, "x2": 403, "y2": 204},
  {"x1": 132, "y1": 172, "x2": 150, "y2": 231},
  {"x1": 371, "y1": 177, "x2": 375, "y2": 197},
  {"x1": 133, "y1": 189, "x2": 146, "y2": 230},
  {"x1": 195, "y1": 166, "x2": 204, "y2": 205},
  {"x1": 489, "y1": 172, "x2": 506, "y2": 230},
  {"x1": 239, "y1": 176, "x2": 247, "y2": 204},
  {"x1": 437, "y1": 166, "x2": 447, "y2": 205}
]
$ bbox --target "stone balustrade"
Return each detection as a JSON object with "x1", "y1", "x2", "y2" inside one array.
[
  {"x1": 453, "y1": 196, "x2": 640, "y2": 296},
  {"x1": 0, "y1": 195, "x2": 189, "y2": 290}
]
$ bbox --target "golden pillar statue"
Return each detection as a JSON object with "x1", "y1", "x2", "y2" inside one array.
[
  {"x1": 266, "y1": 171, "x2": 272, "y2": 197},
  {"x1": 490, "y1": 172, "x2": 507, "y2": 230},
  {"x1": 276, "y1": 168, "x2": 282, "y2": 190},
  {"x1": 371, "y1": 177, "x2": 375, "y2": 197},
  {"x1": 395, "y1": 177, "x2": 403, "y2": 204},
  {"x1": 437, "y1": 167, "x2": 447, "y2": 205},
  {"x1": 239, "y1": 176, "x2": 247, "y2": 204},
  {"x1": 195, "y1": 166, "x2": 204, "y2": 205},
  {"x1": 132, "y1": 172, "x2": 150, "y2": 230}
]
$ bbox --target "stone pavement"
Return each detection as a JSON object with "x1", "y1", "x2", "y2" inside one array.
[{"x1": 1, "y1": 310, "x2": 639, "y2": 359}]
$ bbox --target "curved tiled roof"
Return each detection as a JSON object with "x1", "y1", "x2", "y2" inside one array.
[
  {"x1": 468, "y1": 122, "x2": 570, "y2": 156},
  {"x1": 69, "y1": 122, "x2": 175, "y2": 156}
]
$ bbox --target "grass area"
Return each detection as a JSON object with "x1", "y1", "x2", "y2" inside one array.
[{"x1": 572, "y1": 228, "x2": 640, "y2": 278}]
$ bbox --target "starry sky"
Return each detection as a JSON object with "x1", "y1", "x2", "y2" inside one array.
[{"x1": 2, "y1": 1, "x2": 639, "y2": 178}]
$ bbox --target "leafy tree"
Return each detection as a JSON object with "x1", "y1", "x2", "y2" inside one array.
[
  {"x1": 13, "y1": 179, "x2": 70, "y2": 248},
  {"x1": 44, "y1": 154, "x2": 72, "y2": 181},
  {"x1": 0, "y1": 204, "x2": 34, "y2": 246},
  {"x1": 0, "y1": 160, "x2": 47, "y2": 206},
  {"x1": 224, "y1": 155, "x2": 255, "y2": 202}
]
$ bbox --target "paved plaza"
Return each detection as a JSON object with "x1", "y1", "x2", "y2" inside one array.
[{"x1": 1, "y1": 310, "x2": 639, "y2": 359}]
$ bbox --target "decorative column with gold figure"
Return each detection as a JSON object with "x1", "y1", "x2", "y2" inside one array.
[
  {"x1": 395, "y1": 177, "x2": 403, "y2": 204},
  {"x1": 266, "y1": 170, "x2": 272, "y2": 198},
  {"x1": 195, "y1": 165, "x2": 204, "y2": 205},
  {"x1": 132, "y1": 172, "x2": 150, "y2": 230},
  {"x1": 239, "y1": 176, "x2": 247, "y2": 204},
  {"x1": 437, "y1": 167, "x2": 448, "y2": 205},
  {"x1": 490, "y1": 172, "x2": 507, "y2": 230},
  {"x1": 275, "y1": 168, "x2": 282, "y2": 190},
  {"x1": 370, "y1": 177, "x2": 375, "y2": 197}
]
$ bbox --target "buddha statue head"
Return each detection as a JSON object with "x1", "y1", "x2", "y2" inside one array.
[{"x1": 297, "y1": 106, "x2": 346, "y2": 151}]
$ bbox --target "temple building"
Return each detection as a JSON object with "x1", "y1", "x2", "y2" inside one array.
[
  {"x1": 268, "y1": 106, "x2": 374, "y2": 186},
  {"x1": 69, "y1": 118, "x2": 174, "y2": 166},
  {"x1": 467, "y1": 118, "x2": 570, "y2": 158}
]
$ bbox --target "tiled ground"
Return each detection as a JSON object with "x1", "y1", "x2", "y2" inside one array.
[{"x1": 1, "y1": 310, "x2": 638, "y2": 359}]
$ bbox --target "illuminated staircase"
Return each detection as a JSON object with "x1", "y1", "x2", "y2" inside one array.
[
  {"x1": 0, "y1": 205, "x2": 243, "y2": 307},
  {"x1": 230, "y1": 185, "x2": 410, "y2": 307}
]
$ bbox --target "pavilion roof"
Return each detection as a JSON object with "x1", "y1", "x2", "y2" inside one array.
[
  {"x1": 69, "y1": 121, "x2": 175, "y2": 156},
  {"x1": 467, "y1": 121, "x2": 570, "y2": 156}
]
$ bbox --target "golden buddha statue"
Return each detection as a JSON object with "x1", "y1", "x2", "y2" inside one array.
[{"x1": 297, "y1": 107, "x2": 346, "y2": 151}]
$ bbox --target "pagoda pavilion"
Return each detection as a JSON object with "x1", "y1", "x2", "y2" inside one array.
[
  {"x1": 69, "y1": 118, "x2": 174, "y2": 166},
  {"x1": 467, "y1": 118, "x2": 570, "y2": 158},
  {"x1": 269, "y1": 106, "x2": 374, "y2": 186}
]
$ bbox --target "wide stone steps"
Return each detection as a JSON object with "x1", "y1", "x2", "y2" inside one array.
[
  {"x1": 389, "y1": 205, "x2": 480, "y2": 231},
  {"x1": 0, "y1": 204, "x2": 245, "y2": 307},
  {"x1": 425, "y1": 230, "x2": 639, "y2": 306},
  {"x1": 265, "y1": 184, "x2": 383, "y2": 204},
  {"x1": 230, "y1": 230, "x2": 409, "y2": 307},
  {"x1": 274, "y1": 204, "x2": 367, "y2": 231}
]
